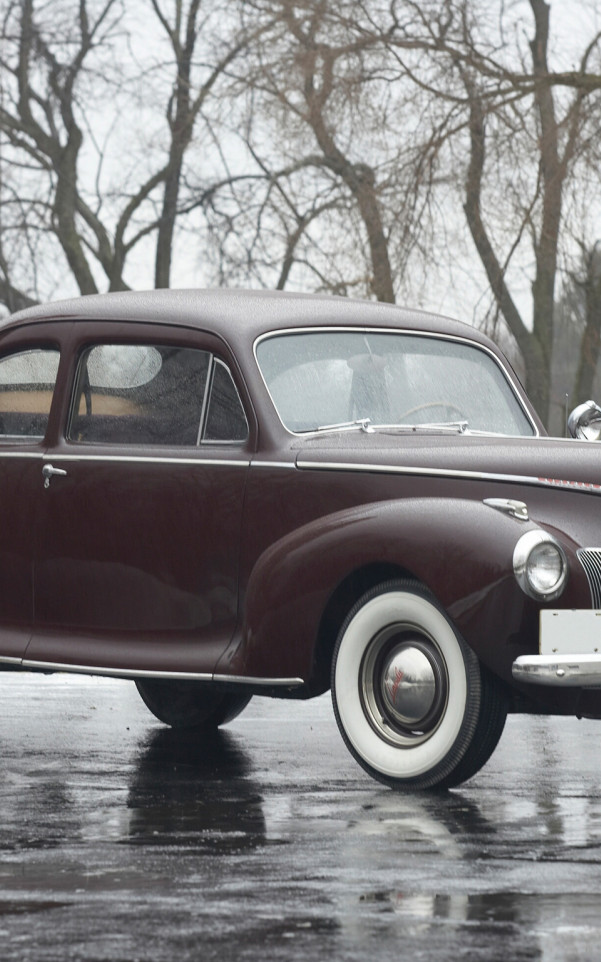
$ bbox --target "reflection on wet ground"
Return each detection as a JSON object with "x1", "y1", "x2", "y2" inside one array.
[
  {"x1": 127, "y1": 728, "x2": 266, "y2": 850},
  {"x1": 1, "y1": 674, "x2": 601, "y2": 960}
]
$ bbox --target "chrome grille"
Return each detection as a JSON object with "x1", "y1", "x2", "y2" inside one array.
[{"x1": 577, "y1": 548, "x2": 601, "y2": 608}]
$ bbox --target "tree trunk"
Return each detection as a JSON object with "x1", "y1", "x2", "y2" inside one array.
[
  {"x1": 300, "y1": 41, "x2": 394, "y2": 303},
  {"x1": 574, "y1": 252, "x2": 601, "y2": 402}
]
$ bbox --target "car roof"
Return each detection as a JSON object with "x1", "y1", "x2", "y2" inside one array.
[{"x1": 4, "y1": 287, "x2": 496, "y2": 353}]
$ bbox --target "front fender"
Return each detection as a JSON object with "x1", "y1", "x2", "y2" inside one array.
[{"x1": 233, "y1": 497, "x2": 540, "y2": 684}]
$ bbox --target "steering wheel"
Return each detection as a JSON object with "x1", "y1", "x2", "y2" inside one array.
[{"x1": 398, "y1": 402, "x2": 465, "y2": 422}]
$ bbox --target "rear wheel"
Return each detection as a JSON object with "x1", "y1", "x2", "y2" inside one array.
[
  {"x1": 331, "y1": 580, "x2": 506, "y2": 790},
  {"x1": 135, "y1": 679, "x2": 251, "y2": 730}
]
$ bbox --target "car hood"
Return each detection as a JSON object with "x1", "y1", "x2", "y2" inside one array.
[{"x1": 292, "y1": 432, "x2": 601, "y2": 493}]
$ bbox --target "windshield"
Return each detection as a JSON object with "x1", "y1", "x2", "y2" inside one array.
[{"x1": 256, "y1": 330, "x2": 535, "y2": 437}]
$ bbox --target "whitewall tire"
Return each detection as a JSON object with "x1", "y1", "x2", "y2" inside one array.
[{"x1": 332, "y1": 580, "x2": 484, "y2": 790}]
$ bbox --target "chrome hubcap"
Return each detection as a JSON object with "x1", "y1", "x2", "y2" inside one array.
[
  {"x1": 381, "y1": 645, "x2": 437, "y2": 726},
  {"x1": 360, "y1": 627, "x2": 448, "y2": 747}
]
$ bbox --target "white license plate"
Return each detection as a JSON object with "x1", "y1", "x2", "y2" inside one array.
[{"x1": 540, "y1": 609, "x2": 601, "y2": 655}]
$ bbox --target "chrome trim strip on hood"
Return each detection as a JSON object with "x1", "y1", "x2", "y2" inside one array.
[{"x1": 296, "y1": 460, "x2": 601, "y2": 494}]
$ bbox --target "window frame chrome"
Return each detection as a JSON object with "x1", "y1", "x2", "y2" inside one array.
[{"x1": 199, "y1": 356, "x2": 249, "y2": 446}]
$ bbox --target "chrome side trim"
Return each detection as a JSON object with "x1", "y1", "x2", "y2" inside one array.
[
  {"x1": 297, "y1": 459, "x2": 601, "y2": 495},
  {"x1": 0, "y1": 655, "x2": 23, "y2": 666},
  {"x1": 298, "y1": 460, "x2": 527, "y2": 481},
  {"x1": 21, "y1": 660, "x2": 213, "y2": 681},
  {"x1": 0, "y1": 453, "x2": 272, "y2": 469},
  {"x1": 42, "y1": 453, "x2": 250, "y2": 468},
  {"x1": 512, "y1": 653, "x2": 601, "y2": 687},
  {"x1": 0, "y1": 452, "x2": 251, "y2": 467},
  {"x1": 213, "y1": 673, "x2": 303, "y2": 688},
  {"x1": 0, "y1": 451, "x2": 44, "y2": 459},
  {"x1": 20, "y1": 658, "x2": 304, "y2": 687}
]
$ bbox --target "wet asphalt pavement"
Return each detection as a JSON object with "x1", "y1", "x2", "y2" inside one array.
[{"x1": 2, "y1": 674, "x2": 601, "y2": 961}]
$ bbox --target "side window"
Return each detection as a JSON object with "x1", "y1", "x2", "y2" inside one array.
[
  {"x1": 69, "y1": 345, "x2": 210, "y2": 446},
  {"x1": 0, "y1": 349, "x2": 60, "y2": 442},
  {"x1": 68, "y1": 345, "x2": 248, "y2": 446},
  {"x1": 203, "y1": 359, "x2": 248, "y2": 442}
]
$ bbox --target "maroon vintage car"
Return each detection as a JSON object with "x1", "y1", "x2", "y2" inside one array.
[{"x1": 2, "y1": 288, "x2": 601, "y2": 789}]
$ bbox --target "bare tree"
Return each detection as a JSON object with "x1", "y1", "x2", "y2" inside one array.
[
  {"x1": 0, "y1": 0, "x2": 171, "y2": 299},
  {"x1": 458, "y1": 1, "x2": 600, "y2": 423},
  {"x1": 0, "y1": 0, "x2": 252, "y2": 308},
  {"x1": 211, "y1": 0, "x2": 446, "y2": 303},
  {"x1": 150, "y1": 0, "x2": 263, "y2": 288},
  {"x1": 370, "y1": 0, "x2": 601, "y2": 426},
  {"x1": 569, "y1": 241, "x2": 601, "y2": 404}
]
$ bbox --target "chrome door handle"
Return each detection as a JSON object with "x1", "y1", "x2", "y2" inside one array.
[{"x1": 42, "y1": 463, "x2": 68, "y2": 489}]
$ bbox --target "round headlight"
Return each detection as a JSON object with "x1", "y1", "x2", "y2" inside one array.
[{"x1": 513, "y1": 529, "x2": 568, "y2": 601}]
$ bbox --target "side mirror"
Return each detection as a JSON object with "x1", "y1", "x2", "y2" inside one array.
[{"x1": 568, "y1": 399, "x2": 601, "y2": 440}]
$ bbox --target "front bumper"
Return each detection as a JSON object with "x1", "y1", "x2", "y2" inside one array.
[
  {"x1": 512, "y1": 608, "x2": 601, "y2": 687},
  {"x1": 512, "y1": 653, "x2": 601, "y2": 687}
]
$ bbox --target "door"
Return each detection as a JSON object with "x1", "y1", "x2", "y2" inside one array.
[
  {"x1": 26, "y1": 324, "x2": 251, "y2": 677},
  {"x1": 0, "y1": 333, "x2": 62, "y2": 661}
]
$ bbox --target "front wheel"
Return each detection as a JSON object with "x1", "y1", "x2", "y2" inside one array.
[
  {"x1": 332, "y1": 580, "x2": 506, "y2": 790},
  {"x1": 135, "y1": 679, "x2": 251, "y2": 730}
]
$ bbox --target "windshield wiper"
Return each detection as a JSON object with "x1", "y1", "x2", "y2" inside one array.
[
  {"x1": 312, "y1": 418, "x2": 470, "y2": 436},
  {"x1": 371, "y1": 420, "x2": 470, "y2": 435},
  {"x1": 315, "y1": 418, "x2": 374, "y2": 434}
]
